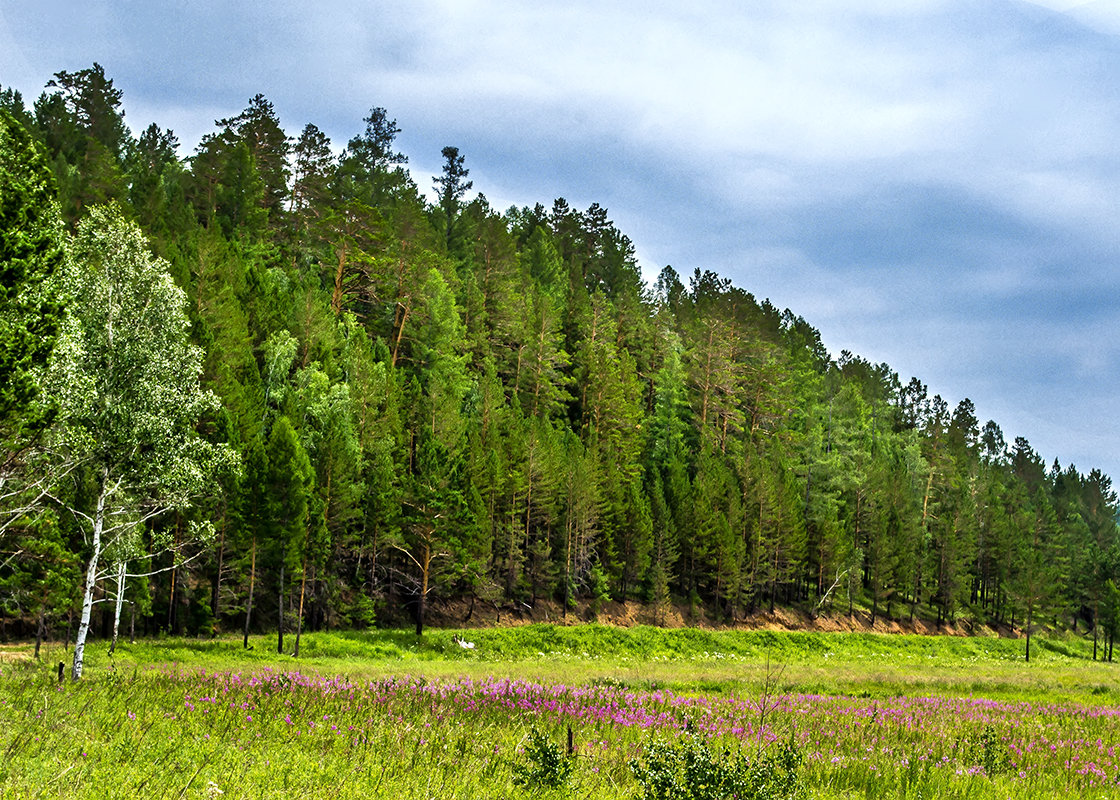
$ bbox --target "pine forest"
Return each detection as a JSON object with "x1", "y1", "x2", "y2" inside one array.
[{"x1": 3, "y1": 64, "x2": 1120, "y2": 667}]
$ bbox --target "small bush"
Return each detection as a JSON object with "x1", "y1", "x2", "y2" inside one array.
[
  {"x1": 630, "y1": 733, "x2": 802, "y2": 800},
  {"x1": 963, "y1": 724, "x2": 1010, "y2": 776},
  {"x1": 512, "y1": 727, "x2": 574, "y2": 790}
]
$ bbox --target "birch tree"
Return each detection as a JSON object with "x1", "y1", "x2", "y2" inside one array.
[{"x1": 44, "y1": 204, "x2": 235, "y2": 679}]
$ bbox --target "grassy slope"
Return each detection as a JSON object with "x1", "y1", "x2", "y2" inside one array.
[{"x1": 15, "y1": 624, "x2": 1119, "y2": 705}]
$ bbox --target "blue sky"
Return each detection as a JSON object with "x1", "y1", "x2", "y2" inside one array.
[{"x1": 3, "y1": 0, "x2": 1120, "y2": 478}]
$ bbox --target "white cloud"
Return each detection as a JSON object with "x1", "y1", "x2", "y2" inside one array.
[
  {"x1": 1071, "y1": 1, "x2": 1120, "y2": 34},
  {"x1": 3, "y1": 0, "x2": 1120, "y2": 476},
  {"x1": 394, "y1": 1, "x2": 978, "y2": 168}
]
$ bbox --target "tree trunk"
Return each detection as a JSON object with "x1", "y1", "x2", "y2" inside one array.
[
  {"x1": 73, "y1": 479, "x2": 109, "y2": 680},
  {"x1": 243, "y1": 538, "x2": 256, "y2": 649},
  {"x1": 332, "y1": 242, "x2": 346, "y2": 316},
  {"x1": 507, "y1": 486, "x2": 519, "y2": 596},
  {"x1": 415, "y1": 543, "x2": 430, "y2": 637},
  {"x1": 167, "y1": 515, "x2": 181, "y2": 634},
  {"x1": 294, "y1": 561, "x2": 308, "y2": 657},
  {"x1": 34, "y1": 606, "x2": 45, "y2": 660},
  {"x1": 770, "y1": 545, "x2": 778, "y2": 614},
  {"x1": 277, "y1": 563, "x2": 285, "y2": 654},
  {"x1": 391, "y1": 301, "x2": 410, "y2": 367},
  {"x1": 562, "y1": 513, "x2": 573, "y2": 620},
  {"x1": 1093, "y1": 603, "x2": 1099, "y2": 660},
  {"x1": 212, "y1": 520, "x2": 226, "y2": 627},
  {"x1": 109, "y1": 560, "x2": 126, "y2": 656},
  {"x1": 167, "y1": 567, "x2": 176, "y2": 633}
]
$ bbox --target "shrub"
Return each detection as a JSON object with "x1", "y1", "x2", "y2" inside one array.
[
  {"x1": 963, "y1": 724, "x2": 1011, "y2": 776},
  {"x1": 512, "y1": 727, "x2": 574, "y2": 790},
  {"x1": 630, "y1": 733, "x2": 802, "y2": 800}
]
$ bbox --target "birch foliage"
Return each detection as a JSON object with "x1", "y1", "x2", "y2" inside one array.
[
  {"x1": 49, "y1": 206, "x2": 231, "y2": 496},
  {"x1": 45, "y1": 204, "x2": 236, "y2": 677}
]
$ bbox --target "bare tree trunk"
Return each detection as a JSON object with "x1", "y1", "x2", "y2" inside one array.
[
  {"x1": 34, "y1": 606, "x2": 45, "y2": 660},
  {"x1": 212, "y1": 520, "x2": 226, "y2": 627},
  {"x1": 73, "y1": 480, "x2": 109, "y2": 680},
  {"x1": 563, "y1": 512, "x2": 573, "y2": 620},
  {"x1": 415, "y1": 543, "x2": 430, "y2": 637},
  {"x1": 332, "y1": 242, "x2": 348, "y2": 316},
  {"x1": 243, "y1": 538, "x2": 256, "y2": 649},
  {"x1": 167, "y1": 515, "x2": 181, "y2": 634},
  {"x1": 1093, "y1": 603, "x2": 1099, "y2": 660},
  {"x1": 277, "y1": 563, "x2": 285, "y2": 654},
  {"x1": 167, "y1": 566, "x2": 176, "y2": 632},
  {"x1": 109, "y1": 560, "x2": 126, "y2": 656},
  {"x1": 391, "y1": 302, "x2": 409, "y2": 367},
  {"x1": 507, "y1": 487, "x2": 519, "y2": 596},
  {"x1": 294, "y1": 561, "x2": 308, "y2": 657}
]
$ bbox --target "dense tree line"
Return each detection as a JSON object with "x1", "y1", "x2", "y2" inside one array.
[{"x1": 3, "y1": 65, "x2": 1120, "y2": 662}]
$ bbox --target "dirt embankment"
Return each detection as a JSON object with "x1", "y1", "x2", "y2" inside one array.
[{"x1": 422, "y1": 597, "x2": 1018, "y2": 638}]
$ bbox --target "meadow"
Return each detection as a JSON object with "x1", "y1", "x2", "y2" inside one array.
[{"x1": 1, "y1": 625, "x2": 1119, "y2": 798}]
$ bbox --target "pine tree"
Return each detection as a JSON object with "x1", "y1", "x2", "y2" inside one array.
[
  {"x1": 263, "y1": 416, "x2": 313, "y2": 653},
  {"x1": 126, "y1": 123, "x2": 193, "y2": 241},
  {"x1": 0, "y1": 110, "x2": 64, "y2": 461},
  {"x1": 34, "y1": 63, "x2": 130, "y2": 220},
  {"x1": 218, "y1": 95, "x2": 291, "y2": 226},
  {"x1": 339, "y1": 106, "x2": 409, "y2": 208},
  {"x1": 400, "y1": 269, "x2": 473, "y2": 633},
  {"x1": 433, "y1": 146, "x2": 473, "y2": 254}
]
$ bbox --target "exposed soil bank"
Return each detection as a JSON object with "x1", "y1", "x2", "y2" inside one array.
[{"x1": 422, "y1": 597, "x2": 1023, "y2": 638}]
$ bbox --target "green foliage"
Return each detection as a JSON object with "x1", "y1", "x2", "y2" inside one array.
[
  {"x1": 48, "y1": 204, "x2": 234, "y2": 500},
  {"x1": 5, "y1": 62, "x2": 1120, "y2": 648},
  {"x1": 434, "y1": 145, "x2": 472, "y2": 252},
  {"x1": 33, "y1": 63, "x2": 130, "y2": 220},
  {"x1": 589, "y1": 563, "x2": 612, "y2": 614},
  {"x1": 1101, "y1": 579, "x2": 1120, "y2": 648},
  {"x1": 0, "y1": 109, "x2": 64, "y2": 440},
  {"x1": 0, "y1": 508, "x2": 78, "y2": 624},
  {"x1": 962, "y1": 724, "x2": 1011, "y2": 777},
  {"x1": 43, "y1": 203, "x2": 237, "y2": 677},
  {"x1": 630, "y1": 734, "x2": 802, "y2": 800},
  {"x1": 512, "y1": 727, "x2": 574, "y2": 790},
  {"x1": 263, "y1": 416, "x2": 313, "y2": 571}
]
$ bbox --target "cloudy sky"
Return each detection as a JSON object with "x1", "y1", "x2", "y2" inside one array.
[{"x1": 3, "y1": 0, "x2": 1120, "y2": 478}]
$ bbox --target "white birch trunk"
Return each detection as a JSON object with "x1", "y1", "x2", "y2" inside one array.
[
  {"x1": 72, "y1": 480, "x2": 108, "y2": 680},
  {"x1": 109, "y1": 560, "x2": 126, "y2": 655}
]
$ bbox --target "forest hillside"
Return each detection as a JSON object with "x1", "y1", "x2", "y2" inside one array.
[{"x1": 2, "y1": 65, "x2": 1119, "y2": 657}]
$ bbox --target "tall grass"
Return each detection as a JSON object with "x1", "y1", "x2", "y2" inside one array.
[
  {"x1": 51, "y1": 624, "x2": 1117, "y2": 704},
  {"x1": 2, "y1": 625, "x2": 1118, "y2": 798}
]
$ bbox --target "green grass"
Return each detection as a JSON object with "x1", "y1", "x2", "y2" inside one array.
[
  {"x1": 2, "y1": 626, "x2": 1119, "y2": 799},
  {"x1": 37, "y1": 624, "x2": 1117, "y2": 704}
]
